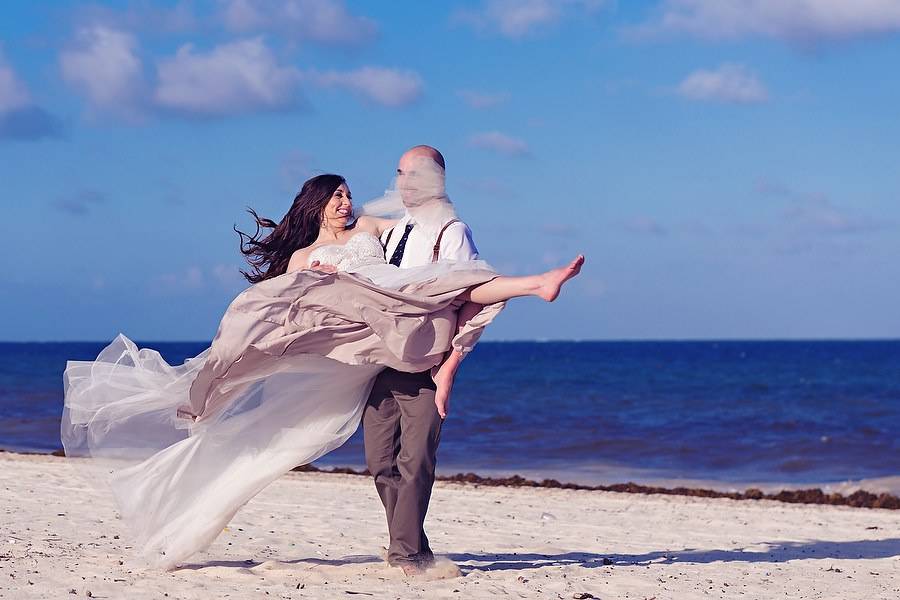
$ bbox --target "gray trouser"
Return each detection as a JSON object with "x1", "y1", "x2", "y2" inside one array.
[{"x1": 362, "y1": 368, "x2": 442, "y2": 566}]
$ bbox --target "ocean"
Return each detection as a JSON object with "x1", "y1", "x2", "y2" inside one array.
[{"x1": 1, "y1": 340, "x2": 898, "y2": 492}]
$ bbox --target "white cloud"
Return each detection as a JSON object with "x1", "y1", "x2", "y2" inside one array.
[
  {"x1": 633, "y1": 0, "x2": 900, "y2": 44},
  {"x1": 311, "y1": 67, "x2": 423, "y2": 107},
  {"x1": 221, "y1": 0, "x2": 377, "y2": 45},
  {"x1": 74, "y1": 2, "x2": 199, "y2": 35},
  {"x1": 784, "y1": 193, "x2": 886, "y2": 234},
  {"x1": 457, "y1": 90, "x2": 510, "y2": 109},
  {"x1": 677, "y1": 64, "x2": 768, "y2": 104},
  {"x1": 212, "y1": 264, "x2": 245, "y2": 289},
  {"x1": 154, "y1": 266, "x2": 206, "y2": 292},
  {"x1": 222, "y1": 0, "x2": 268, "y2": 31},
  {"x1": 153, "y1": 265, "x2": 247, "y2": 294},
  {"x1": 468, "y1": 131, "x2": 531, "y2": 156},
  {"x1": 624, "y1": 216, "x2": 668, "y2": 236},
  {"x1": 0, "y1": 48, "x2": 64, "y2": 141},
  {"x1": 60, "y1": 26, "x2": 145, "y2": 114},
  {"x1": 455, "y1": 0, "x2": 605, "y2": 38},
  {"x1": 0, "y1": 49, "x2": 31, "y2": 112},
  {"x1": 155, "y1": 38, "x2": 303, "y2": 117}
]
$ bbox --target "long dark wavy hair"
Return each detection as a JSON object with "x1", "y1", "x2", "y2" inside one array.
[{"x1": 236, "y1": 174, "x2": 347, "y2": 284}]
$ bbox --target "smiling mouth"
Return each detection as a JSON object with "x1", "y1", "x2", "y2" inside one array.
[{"x1": 336, "y1": 208, "x2": 351, "y2": 216}]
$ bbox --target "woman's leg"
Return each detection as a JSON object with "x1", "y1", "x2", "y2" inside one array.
[
  {"x1": 432, "y1": 255, "x2": 585, "y2": 418},
  {"x1": 432, "y1": 301, "x2": 482, "y2": 419},
  {"x1": 466, "y1": 255, "x2": 584, "y2": 304}
]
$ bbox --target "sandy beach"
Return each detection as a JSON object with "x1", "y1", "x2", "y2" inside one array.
[{"x1": 2, "y1": 452, "x2": 898, "y2": 599}]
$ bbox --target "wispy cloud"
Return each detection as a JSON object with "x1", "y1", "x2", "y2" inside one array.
[
  {"x1": 0, "y1": 50, "x2": 30, "y2": 113},
  {"x1": 624, "y1": 216, "x2": 668, "y2": 236},
  {"x1": 461, "y1": 176, "x2": 515, "y2": 197},
  {"x1": 58, "y1": 17, "x2": 421, "y2": 119},
  {"x1": 630, "y1": 0, "x2": 900, "y2": 46},
  {"x1": 309, "y1": 67, "x2": 423, "y2": 107},
  {"x1": 73, "y1": 1, "x2": 199, "y2": 35},
  {"x1": 676, "y1": 64, "x2": 769, "y2": 104},
  {"x1": 783, "y1": 193, "x2": 888, "y2": 235},
  {"x1": 754, "y1": 177, "x2": 792, "y2": 197},
  {"x1": 59, "y1": 25, "x2": 147, "y2": 118},
  {"x1": 0, "y1": 107, "x2": 64, "y2": 141},
  {"x1": 457, "y1": 89, "x2": 510, "y2": 109},
  {"x1": 0, "y1": 48, "x2": 63, "y2": 141},
  {"x1": 541, "y1": 222, "x2": 579, "y2": 236},
  {"x1": 154, "y1": 265, "x2": 205, "y2": 292},
  {"x1": 152, "y1": 264, "x2": 246, "y2": 294},
  {"x1": 468, "y1": 131, "x2": 531, "y2": 157},
  {"x1": 155, "y1": 37, "x2": 304, "y2": 117},
  {"x1": 280, "y1": 149, "x2": 316, "y2": 191},
  {"x1": 51, "y1": 189, "x2": 107, "y2": 216},
  {"x1": 753, "y1": 180, "x2": 891, "y2": 236},
  {"x1": 454, "y1": 0, "x2": 606, "y2": 39},
  {"x1": 220, "y1": 0, "x2": 378, "y2": 46}
]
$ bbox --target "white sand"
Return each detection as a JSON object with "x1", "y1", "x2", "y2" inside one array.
[{"x1": 2, "y1": 452, "x2": 898, "y2": 599}]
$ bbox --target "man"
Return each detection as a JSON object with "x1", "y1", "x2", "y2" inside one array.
[{"x1": 362, "y1": 145, "x2": 477, "y2": 575}]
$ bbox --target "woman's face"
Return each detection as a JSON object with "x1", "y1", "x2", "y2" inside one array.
[{"x1": 322, "y1": 183, "x2": 353, "y2": 226}]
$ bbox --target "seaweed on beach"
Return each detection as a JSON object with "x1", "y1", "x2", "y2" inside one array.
[
  {"x1": 289, "y1": 463, "x2": 900, "y2": 510},
  {"x1": 26, "y1": 449, "x2": 900, "y2": 510}
]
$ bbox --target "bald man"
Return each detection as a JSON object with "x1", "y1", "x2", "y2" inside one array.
[{"x1": 362, "y1": 145, "x2": 477, "y2": 575}]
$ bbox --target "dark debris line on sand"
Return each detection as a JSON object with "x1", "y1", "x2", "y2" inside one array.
[
  {"x1": 290, "y1": 464, "x2": 900, "y2": 510},
  {"x1": 25, "y1": 448, "x2": 900, "y2": 510}
]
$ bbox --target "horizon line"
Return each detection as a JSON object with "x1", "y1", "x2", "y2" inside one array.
[{"x1": 2, "y1": 337, "x2": 900, "y2": 344}]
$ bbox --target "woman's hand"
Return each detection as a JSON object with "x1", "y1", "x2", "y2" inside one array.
[{"x1": 308, "y1": 260, "x2": 338, "y2": 274}]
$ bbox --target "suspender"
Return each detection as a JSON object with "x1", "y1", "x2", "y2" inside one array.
[
  {"x1": 432, "y1": 219, "x2": 461, "y2": 263},
  {"x1": 383, "y1": 219, "x2": 462, "y2": 264}
]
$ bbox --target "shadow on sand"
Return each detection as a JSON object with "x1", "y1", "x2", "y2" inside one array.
[
  {"x1": 177, "y1": 554, "x2": 383, "y2": 571},
  {"x1": 176, "y1": 538, "x2": 900, "y2": 574},
  {"x1": 448, "y1": 538, "x2": 900, "y2": 572}
]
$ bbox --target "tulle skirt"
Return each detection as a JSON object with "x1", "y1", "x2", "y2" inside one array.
[{"x1": 61, "y1": 261, "x2": 504, "y2": 569}]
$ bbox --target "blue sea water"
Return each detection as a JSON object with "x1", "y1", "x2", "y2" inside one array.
[{"x1": 1, "y1": 340, "x2": 899, "y2": 490}]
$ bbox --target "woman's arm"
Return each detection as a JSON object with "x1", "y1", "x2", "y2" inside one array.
[
  {"x1": 286, "y1": 248, "x2": 312, "y2": 274},
  {"x1": 355, "y1": 216, "x2": 399, "y2": 238}
]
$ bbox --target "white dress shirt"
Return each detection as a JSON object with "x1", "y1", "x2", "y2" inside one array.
[{"x1": 381, "y1": 214, "x2": 479, "y2": 268}]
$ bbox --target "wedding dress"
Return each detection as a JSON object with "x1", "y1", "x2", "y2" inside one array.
[{"x1": 61, "y1": 227, "x2": 503, "y2": 569}]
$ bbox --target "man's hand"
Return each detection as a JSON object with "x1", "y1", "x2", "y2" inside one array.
[{"x1": 308, "y1": 260, "x2": 338, "y2": 274}]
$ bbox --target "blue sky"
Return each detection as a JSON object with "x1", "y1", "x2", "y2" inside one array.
[{"x1": 1, "y1": 0, "x2": 899, "y2": 341}]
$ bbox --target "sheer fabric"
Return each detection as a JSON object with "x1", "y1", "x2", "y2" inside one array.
[
  {"x1": 62, "y1": 263, "x2": 503, "y2": 569},
  {"x1": 61, "y1": 156, "x2": 504, "y2": 569}
]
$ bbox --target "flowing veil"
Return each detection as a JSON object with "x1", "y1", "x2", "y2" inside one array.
[{"x1": 61, "y1": 156, "x2": 504, "y2": 569}]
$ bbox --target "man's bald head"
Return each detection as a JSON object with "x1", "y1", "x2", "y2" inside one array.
[{"x1": 399, "y1": 145, "x2": 445, "y2": 171}]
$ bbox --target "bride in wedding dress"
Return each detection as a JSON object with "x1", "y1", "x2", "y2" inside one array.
[{"x1": 61, "y1": 155, "x2": 583, "y2": 570}]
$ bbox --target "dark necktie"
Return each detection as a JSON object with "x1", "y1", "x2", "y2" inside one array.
[{"x1": 388, "y1": 222, "x2": 415, "y2": 266}]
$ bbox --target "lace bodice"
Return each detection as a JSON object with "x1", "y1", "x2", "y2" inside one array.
[{"x1": 307, "y1": 232, "x2": 387, "y2": 272}]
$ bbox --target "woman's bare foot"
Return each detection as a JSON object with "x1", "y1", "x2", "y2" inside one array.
[
  {"x1": 431, "y1": 362, "x2": 455, "y2": 419},
  {"x1": 434, "y1": 377, "x2": 452, "y2": 420},
  {"x1": 537, "y1": 255, "x2": 585, "y2": 301}
]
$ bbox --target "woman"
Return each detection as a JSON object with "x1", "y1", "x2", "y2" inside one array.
[
  {"x1": 237, "y1": 169, "x2": 583, "y2": 417},
  {"x1": 61, "y1": 158, "x2": 582, "y2": 570}
]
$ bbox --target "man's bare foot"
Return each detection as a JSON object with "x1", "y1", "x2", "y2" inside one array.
[{"x1": 537, "y1": 255, "x2": 585, "y2": 302}]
